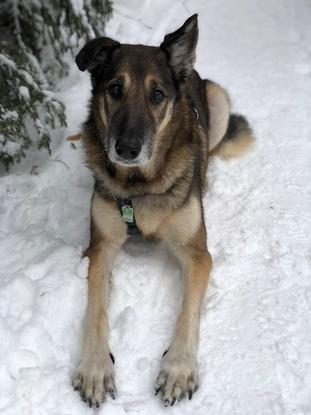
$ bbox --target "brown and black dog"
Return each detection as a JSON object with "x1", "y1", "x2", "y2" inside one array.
[{"x1": 72, "y1": 14, "x2": 254, "y2": 408}]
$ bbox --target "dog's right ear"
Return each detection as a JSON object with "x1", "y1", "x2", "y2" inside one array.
[{"x1": 75, "y1": 37, "x2": 120, "y2": 72}]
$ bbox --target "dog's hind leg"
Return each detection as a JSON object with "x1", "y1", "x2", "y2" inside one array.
[
  {"x1": 206, "y1": 80, "x2": 254, "y2": 159},
  {"x1": 155, "y1": 199, "x2": 212, "y2": 406},
  {"x1": 205, "y1": 80, "x2": 231, "y2": 152},
  {"x1": 72, "y1": 192, "x2": 127, "y2": 408}
]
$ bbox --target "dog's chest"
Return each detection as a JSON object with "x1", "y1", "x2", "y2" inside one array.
[
  {"x1": 133, "y1": 197, "x2": 170, "y2": 238},
  {"x1": 132, "y1": 194, "x2": 201, "y2": 246}
]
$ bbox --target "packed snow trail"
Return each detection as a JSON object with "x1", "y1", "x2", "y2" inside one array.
[{"x1": 1, "y1": 0, "x2": 311, "y2": 414}]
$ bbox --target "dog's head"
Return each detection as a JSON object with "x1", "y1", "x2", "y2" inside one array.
[{"x1": 76, "y1": 15, "x2": 198, "y2": 166}]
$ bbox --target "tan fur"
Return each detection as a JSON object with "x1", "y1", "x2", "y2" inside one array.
[
  {"x1": 171, "y1": 246, "x2": 211, "y2": 350},
  {"x1": 206, "y1": 81, "x2": 231, "y2": 151},
  {"x1": 92, "y1": 192, "x2": 128, "y2": 243},
  {"x1": 161, "y1": 196, "x2": 201, "y2": 245},
  {"x1": 211, "y1": 129, "x2": 255, "y2": 159},
  {"x1": 73, "y1": 230, "x2": 125, "y2": 405},
  {"x1": 122, "y1": 71, "x2": 131, "y2": 90},
  {"x1": 158, "y1": 101, "x2": 173, "y2": 132},
  {"x1": 72, "y1": 193, "x2": 128, "y2": 405},
  {"x1": 144, "y1": 73, "x2": 167, "y2": 89},
  {"x1": 133, "y1": 195, "x2": 201, "y2": 244},
  {"x1": 99, "y1": 96, "x2": 108, "y2": 127},
  {"x1": 156, "y1": 224, "x2": 212, "y2": 401}
]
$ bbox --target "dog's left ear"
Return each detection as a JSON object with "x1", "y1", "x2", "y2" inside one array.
[
  {"x1": 75, "y1": 37, "x2": 120, "y2": 72},
  {"x1": 160, "y1": 14, "x2": 198, "y2": 81}
]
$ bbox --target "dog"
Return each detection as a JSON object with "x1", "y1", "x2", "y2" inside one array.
[{"x1": 72, "y1": 14, "x2": 254, "y2": 408}]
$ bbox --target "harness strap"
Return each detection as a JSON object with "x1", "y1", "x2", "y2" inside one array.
[{"x1": 116, "y1": 198, "x2": 141, "y2": 235}]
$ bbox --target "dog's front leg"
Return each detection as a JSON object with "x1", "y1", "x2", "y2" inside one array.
[
  {"x1": 73, "y1": 193, "x2": 127, "y2": 408},
  {"x1": 156, "y1": 223, "x2": 212, "y2": 406}
]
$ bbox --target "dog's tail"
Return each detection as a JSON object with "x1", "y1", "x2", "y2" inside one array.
[{"x1": 210, "y1": 114, "x2": 255, "y2": 159}]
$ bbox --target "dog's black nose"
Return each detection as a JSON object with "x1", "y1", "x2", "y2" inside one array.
[{"x1": 115, "y1": 140, "x2": 141, "y2": 161}]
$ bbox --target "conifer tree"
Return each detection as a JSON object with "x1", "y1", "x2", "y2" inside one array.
[{"x1": 0, "y1": 0, "x2": 112, "y2": 170}]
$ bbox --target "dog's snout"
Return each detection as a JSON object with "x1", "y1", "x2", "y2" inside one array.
[{"x1": 115, "y1": 140, "x2": 142, "y2": 161}]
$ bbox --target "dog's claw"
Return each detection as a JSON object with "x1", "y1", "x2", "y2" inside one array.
[
  {"x1": 109, "y1": 352, "x2": 115, "y2": 365},
  {"x1": 155, "y1": 357, "x2": 198, "y2": 406}
]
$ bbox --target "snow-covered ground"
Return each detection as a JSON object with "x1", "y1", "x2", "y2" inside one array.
[{"x1": 1, "y1": 0, "x2": 311, "y2": 414}]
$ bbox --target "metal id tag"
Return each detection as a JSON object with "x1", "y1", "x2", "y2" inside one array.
[{"x1": 121, "y1": 205, "x2": 134, "y2": 223}]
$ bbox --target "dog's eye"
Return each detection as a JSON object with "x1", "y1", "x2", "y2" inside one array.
[
  {"x1": 108, "y1": 83, "x2": 123, "y2": 99},
  {"x1": 150, "y1": 89, "x2": 165, "y2": 104}
]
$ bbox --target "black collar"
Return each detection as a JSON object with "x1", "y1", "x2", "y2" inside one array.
[{"x1": 116, "y1": 198, "x2": 141, "y2": 235}]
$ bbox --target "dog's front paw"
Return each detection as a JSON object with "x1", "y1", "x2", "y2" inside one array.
[
  {"x1": 72, "y1": 353, "x2": 116, "y2": 408},
  {"x1": 155, "y1": 350, "x2": 199, "y2": 406}
]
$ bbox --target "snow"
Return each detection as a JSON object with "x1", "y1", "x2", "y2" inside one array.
[
  {"x1": 1, "y1": 111, "x2": 18, "y2": 121},
  {"x1": 0, "y1": 53, "x2": 17, "y2": 69},
  {"x1": 1, "y1": 0, "x2": 311, "y2": 414},
  {"x1": 19, "y1": 86, "x2": 30, "y2": 101},
  {"x1": 0, "y1": 140, "x2": 20, "y2": 155}
]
